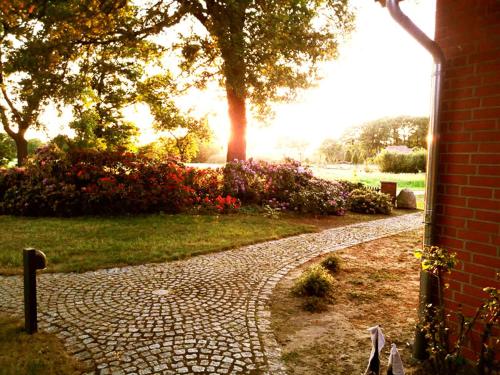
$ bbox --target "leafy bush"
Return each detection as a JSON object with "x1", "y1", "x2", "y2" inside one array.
[
  {"x1": 223, "y1": 158, "x2": 313, "y2": 204},
  {"x1": 375, "y1": 148, "x2": 427, "y2": 173},
  {"x1": 336, "y1": 180, "x2": 366, "y2": 193},
  {"x1": 293, "y1": 265, "x2": 334, "y2": 298},
  {"x1": 0, "y1": 146, "x2": 237, "y2": 216},
  {"x1": 321, "y1": 254, "x2": 341, "y2": 274},
  {"x1": 289, "y1": 178, "x2": 347, "y2": 215},
  {"x1": 349, "y1": 188, "x2": 392, "y2": 215},
  {"x1": 414, "y1": 246, "x2": 499, "y2": 375},
  {"x1": 223, "y1": 159, "x2": 347, "y2": 215},
  {"x1": 1, "y1": 153, "x2": 350, "y2": 217}
]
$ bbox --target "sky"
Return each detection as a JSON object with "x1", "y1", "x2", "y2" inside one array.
[{"x1": 33, "y1": 0, "x2": 436, "y2": 160}]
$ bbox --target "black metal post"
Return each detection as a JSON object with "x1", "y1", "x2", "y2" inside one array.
[{"x1": 23, "y1": 248, "x2": 46, "y2": 334}]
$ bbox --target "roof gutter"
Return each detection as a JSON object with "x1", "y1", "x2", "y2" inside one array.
[{"x1": 376, "y1": 0, "x2": 446, "y2": 360}]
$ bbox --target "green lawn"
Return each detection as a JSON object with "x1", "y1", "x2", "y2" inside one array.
[
  {"x1": 0, "y1": 214, "x2": 316, "y2": 274},
  {"x1": 0, "y1": 315, "x2": 83, "y2": 375},
  {"x1": 311, "y1": 165, "x2": 426, "y2": 190}
]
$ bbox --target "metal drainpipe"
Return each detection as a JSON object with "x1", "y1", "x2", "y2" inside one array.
[{"x1": 376, "y1": 0, "x2": 446, "y2": 360}]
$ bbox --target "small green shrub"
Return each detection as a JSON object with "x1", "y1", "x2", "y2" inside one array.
[
  {"x1": 349, "y1": 189, "x2": 392, "y2": 215},
  {"x1": 293, "y1": 265, "x2": 334, "y2": 298},
  {"x1": 375, "y1": 148, "x2": 427, "y2": 173},
  {"x1": 321, "y1": 254, "x2": 341, "y2": 274}
]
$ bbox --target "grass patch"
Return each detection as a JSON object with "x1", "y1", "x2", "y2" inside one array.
[
  {"x1": 311, "y1": 165, "x2": 425, "y2": 190},
  {"x1": 282, "y1": 351, "x2": 300, "y2": 364},
  {"x1": 0, "y1": 206, "x2": 418, "y2": 275},
  {"x1": 0, "y1": 315, "x2": 83, "y2": 375},
  {"x1": 368, "y1": 270, "x2": 400, "y2": 282},
  {"x1": 0, "y1": 214, "x2": 316, "y2": 274},
  {"x1": 346, "y1": 290, "x2": 374, "y2": 302}
]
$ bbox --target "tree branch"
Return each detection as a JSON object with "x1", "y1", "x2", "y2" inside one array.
[
  {"x1": 0, "y1": 53, "x2": 23, "y2": 126},
  {"x1": 0, "y1": 104, "x2": 16, "y2": 138}
]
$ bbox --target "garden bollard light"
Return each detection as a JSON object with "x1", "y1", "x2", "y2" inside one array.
[{"x1": 23, "y1": 248, "x2": 47, "y2": 334}]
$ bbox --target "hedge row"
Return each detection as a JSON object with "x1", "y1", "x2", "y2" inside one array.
[
  {"x1": 375, "y1": 149, "x2": 426, "y2": 173},
  {"x1": 0, "y1": 147, "x2": 393, "y2": 217}
]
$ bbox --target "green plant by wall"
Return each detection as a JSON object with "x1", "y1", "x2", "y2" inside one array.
[{"x1": 415, "y1": 246, "x2": 499, "y2": 375}]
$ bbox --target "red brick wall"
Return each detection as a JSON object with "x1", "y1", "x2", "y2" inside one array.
[{"x1": 434, "y1": 0, "x2": 500, "y2": 360}]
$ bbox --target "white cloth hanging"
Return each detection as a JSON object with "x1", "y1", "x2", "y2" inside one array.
[
  {"x1": 364, "y1": 325, "x2": 386, "y2": 375},
  {"x1": 387, "y1": 343, "x2": 405, "y2": 375}
]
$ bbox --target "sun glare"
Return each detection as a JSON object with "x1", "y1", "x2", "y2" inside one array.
[{"x1": 27, "y1": 0, "x2": 436, "y2": 161}]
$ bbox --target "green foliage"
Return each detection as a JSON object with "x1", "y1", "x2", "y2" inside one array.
[
  {"x1": 348, "y1": 189, "x2": 392, "y2": 215},
  {"x1": 137, "y1": 75, "x2": 212, "y2": 162},
  {"x1": 263, "y1": 204, "x2": 281, "y2": 219},
  {"x1": 375, "y1": 148, "x2": 427, "y2": 173},
  {"x1": 0, "y1": 214, "x2": 315, "y2": 274},
  {"x1": 157, "y1": 0, "x2": 354, "y2": 115},
  {"x1": 293, "y1": 265, "x2": 334, "y2": 298},
  {"x1": 27, "y1": 138, "x2": 44, "y2": 155},
  {"x1": 0, "y1": 0, "x2": 150, "y2": 164},
  {"x1": 149, "y1": 0, "x2": 354, "y2": 159},
  {"x1": 0, "y1": 133, "x2": 15, "y2": 166},
  {"x1": 0, "y1": 146, "x2": 239, "y2": 216},
  {"x1": 415, "y1": 246, "x2": 499, "y2": 375},
  {"x1": 341, "y1": 116, "x2": 429, "y2": 159},
  {"x1": 288, "y1": 178, "x2": 347, "y2": 215},
  {"x1": 319, "y1": 139, "x2": 345, "y2": 163},
  {"x1": 321, "y1": 254, "x2": 341, "y2": 274},
  {"x1": 223, "y1": 159, "x2": 348, "y2": 215},
  {"x1": 335, "y1": 179, "x2": 366, "y2": 193},
  {"x1": 415, "y1": 246, "x2": 457, "y2": 276}
]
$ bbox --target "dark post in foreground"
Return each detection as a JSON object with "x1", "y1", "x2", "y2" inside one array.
[{"x1": 23, "y1": 248, "x2": 47, "y2": 334}]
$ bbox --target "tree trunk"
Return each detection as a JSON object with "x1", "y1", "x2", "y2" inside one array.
[
  {"x1": 226, "y1": 87, "x2": 247, "y2": 162},
  {"x1": 15, "y1": 135, "x2": 28, "y2": 167}
]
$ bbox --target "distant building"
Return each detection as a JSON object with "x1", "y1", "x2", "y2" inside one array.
[{"x1": 384, "y1": 145, "x2": 413, "y2": 154}]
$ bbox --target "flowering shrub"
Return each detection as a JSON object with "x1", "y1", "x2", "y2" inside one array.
[
  {"x1": 0, "y1": 152, "x2": 353, "y2": 217},
  {"x1": 289, "y1": 178, "x2": 347, "y2": 215},
  {"x1": 0, "y1": 147, "x2": 236, "y2": 216},
  {"x1": 348, "y1": 188, "x2": 392, "y2": 215},
  {"x1": 223, "y1": 159, "x2": 347, "y2": 215},
  {"x1": 194, "y1": 194, "x2": 240, "y2": 214},
  {"x1": 336, "y1": 180, "x2": 366, "y2": 193}
]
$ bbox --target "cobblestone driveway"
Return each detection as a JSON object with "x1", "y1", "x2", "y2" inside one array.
[{"x1": 0, "y1": 213, "x2": 422, "y2": 374}]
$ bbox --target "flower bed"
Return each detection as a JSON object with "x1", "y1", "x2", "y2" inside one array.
[
  {"x1": 0, "y1": 151, "x2": 354, "y2": 217},
  {"x1": 0, "y1": 147, "x2": 235, "y2": 216},
  {"x1": 223, "y1": 159, "x2": 347, "y2": 215}
]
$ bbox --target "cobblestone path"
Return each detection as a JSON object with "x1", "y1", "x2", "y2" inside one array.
[{"x1": 0, "y1": 213, "x2": 422, "y2": 375}]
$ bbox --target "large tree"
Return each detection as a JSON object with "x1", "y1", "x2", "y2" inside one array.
[
  {"x1": 151, "y1": 0, "x2": 354, "y2": 161},
  {"x1": 0, "y1": 0, "x2": 173, "y2": 165}
]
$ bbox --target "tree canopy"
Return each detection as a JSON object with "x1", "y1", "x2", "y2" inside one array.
[
  {"x1": 0, "y1": 0, "x2": 144, "y2": 164},
  {"x1": 341, "y1": 116, "x2": 429, "y2": 158},
  {"x1": 1, "y1": 1, "x2": 354, "y2": 164},
  {"x1": 0, "y1": 0, "x2": 213, "y2": 164},
  {"x1": 151, "y1": 0, "x2": 354, "y2": 161}
]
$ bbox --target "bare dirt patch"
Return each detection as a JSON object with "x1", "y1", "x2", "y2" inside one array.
[{"x1": 271, "y1": 229, "x2": 424, "y2": 375}]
